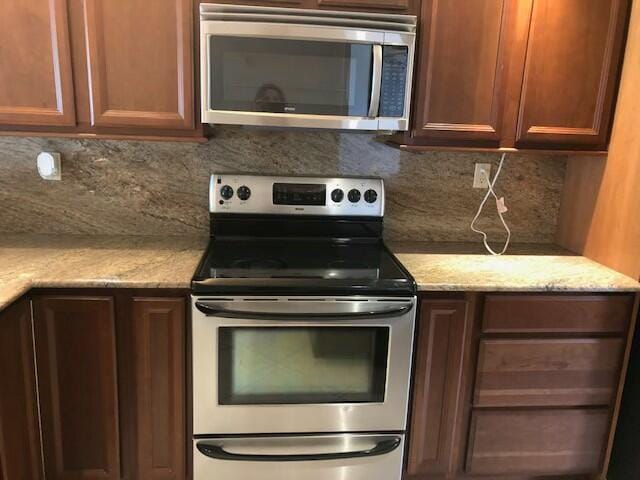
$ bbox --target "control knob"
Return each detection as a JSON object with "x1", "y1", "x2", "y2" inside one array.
[
  {"x1": 331, "y1": 188, "x2": 344, "y2": 203},
  {"x1": 237, "y1": 186, "x2": 251, "y2": 201},
  {"x1": 220, "y1": 185, "x2": 234, "y2": 200},
  {"x1": 364, "y1": 189, "x2": 378, "y2": 204},
  {"x1": 348, "y1": 189, "x2": 361, "y2": 203}
]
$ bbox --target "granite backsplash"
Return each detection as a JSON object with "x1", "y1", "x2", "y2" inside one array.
[{"x1": 0, "y1": 128, "x2": 566, "y2": 243}]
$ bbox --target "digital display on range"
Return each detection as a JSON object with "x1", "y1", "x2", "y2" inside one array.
[{"x1": 273, "y1": 183, "x2": 326, "y2": 206}]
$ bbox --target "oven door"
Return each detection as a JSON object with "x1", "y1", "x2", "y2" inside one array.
[
  {"x1": 192, "y1": 296, "x2": 415, "y2": 435},
  {"x1": 200, "y1": 21, "x2": 414, "y2": 131},
  {"x1": 194, "y1": 434, "x2": 405, "y2": 480}
]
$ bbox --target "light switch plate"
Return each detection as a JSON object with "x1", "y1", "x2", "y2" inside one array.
[{"x1": 37, "y1": 152, "x2": 62, "y2": 181}]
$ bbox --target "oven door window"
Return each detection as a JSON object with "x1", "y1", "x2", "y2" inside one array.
[
  {"x1": 209, "y1": 36, "x2": 373, "y2": 116},
  {"x1": 218, "y1": 327, "x2": 389, "y2": 405}
]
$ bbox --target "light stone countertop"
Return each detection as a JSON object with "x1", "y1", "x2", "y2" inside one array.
[
  {"x1": 0, "y1": 235, "x2": 638, "y2": 313},
  {"x1": 389, "y1": 242, "x2": 640, "y2": 292},
  {"x1": 0, "y1": 234, "x2": 208, "y2": 311}
]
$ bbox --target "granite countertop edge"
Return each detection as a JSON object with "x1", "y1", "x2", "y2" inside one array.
[
  {"x1": 389, "y1": 241, "x2": 640, "y2": 294},
  {"x1": 0, "y1": 235, "x2": 638, "y2": 313},
  {"x1": 415, "y1": 283, "x2": 640, "y2": 293}
]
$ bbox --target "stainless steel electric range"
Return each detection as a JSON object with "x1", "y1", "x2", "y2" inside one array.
[{"x1": 191, "y1": 174, "x2": 416, "y2": 480}]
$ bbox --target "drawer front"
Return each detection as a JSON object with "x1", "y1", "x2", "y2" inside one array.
[
  {"x1": 466, "y1": 409, "x2": 609, "y2": 476},
  {"x1": 195, "y1": 434, "x2": 405, "y2": 480},
  {"x1": 474, "y1": 338, "x2": 625, "y2": 407},
  {"x1": 482, "y1": 294, "x2": 633, "y2": 334}
]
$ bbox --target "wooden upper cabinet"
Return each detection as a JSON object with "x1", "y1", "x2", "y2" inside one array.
[
  {"x1": 515, "y1": 0, "x2": 630, "y2": 148},
  {"x1": 412, "y1": 0, "x2": 511, "y2": 143},
  {"x1": 83, "y1": 0, "x2": 194, "y2": 129},
  {"x1": 0, "y1": 299, "x2": 44, "y2": 480},
  {"x1": 0, "y1": 0, "x2": 75, "y2": 127},
  {"x1": 33, "y1": 296, "x2": 121, "y2": 480},
  {"x1": 407, "y1": 299, "x2": 471, "y2": 478}
]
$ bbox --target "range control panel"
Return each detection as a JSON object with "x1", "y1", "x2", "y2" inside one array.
[{"x1": 210, "y1": 174, "x2": 384, "y2": 217}]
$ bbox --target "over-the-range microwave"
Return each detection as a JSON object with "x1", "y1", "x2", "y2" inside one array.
[{"x1": 199, "y1": 3, "x2": 416, "y2": 131}]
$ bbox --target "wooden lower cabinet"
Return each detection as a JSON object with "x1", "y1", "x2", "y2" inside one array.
[
  {"x1": 407, "y1": 298, "x2": 473, "y2": 478},
  {"x1": 33, "y1": 295, "x2": 122, "y2": 480},
  {"x1": 466, "y1": 409, "x2": 610, "y2": 475},
  {"x1": 474, "y1": 337, "x2": 625, "y2": 407},
  {"x1": 407, "y1": 293, "x2": 637, "y2": 480},
  {"x1": 119, "y1": 297, "x2": 187, "y2": 480},
  {"x1": 28, "y1": 291, "x2": 187, "y2": 480},
  {"x1": 0, "y1": 298, "x2": 44, "y2": 480},
  {"x1": 482, "y1": 294, "x2": 633, "y2": 334}
]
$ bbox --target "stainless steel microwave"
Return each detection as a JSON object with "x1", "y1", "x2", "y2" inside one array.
[{"x1": 199, "y1": 4, "x2": 417, "y2": 131}]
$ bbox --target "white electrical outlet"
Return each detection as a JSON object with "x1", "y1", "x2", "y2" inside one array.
[
  {"x1": 37, "y1": 152, "x2": 62, "y2": 181},
  {"x1": 473, "y1": 163, "x2": 492, "y2": 189}
]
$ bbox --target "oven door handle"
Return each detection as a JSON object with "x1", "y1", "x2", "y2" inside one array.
[
  {"x1": 196, "y1": 436, "x2": 401, "y2": 462},
  {"x1": 195, "y1": 302, "x2": 412, "y2": 319}
]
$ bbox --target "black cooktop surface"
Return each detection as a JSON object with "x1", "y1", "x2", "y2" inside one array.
[{"x1": 192, "y1": 239, "x2": 416, "y2": 296}]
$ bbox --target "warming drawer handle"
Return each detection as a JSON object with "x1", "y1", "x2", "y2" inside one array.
[
  {"x1": 195, "y1": 302, "x2": 412, "y2": 319},
  {"x1": 196, "y1": 436, "x2": 401, "y2": 462}
]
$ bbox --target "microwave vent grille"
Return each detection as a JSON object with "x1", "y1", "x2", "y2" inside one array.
[{"x1": 200, "y1": 3, "x2": 417, "y2": 33}]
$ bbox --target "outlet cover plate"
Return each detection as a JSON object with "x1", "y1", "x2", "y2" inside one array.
[
  {"x1": 473, "y1": 163, "x2": 491, "y2": 189},
  {"x1": 37, "y1": 152, "x2": 62, "y2": 181}
]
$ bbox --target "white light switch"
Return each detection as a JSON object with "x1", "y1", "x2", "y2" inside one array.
[{"x1": 37, "y1": 152, "x2": 62, "y2": 181}]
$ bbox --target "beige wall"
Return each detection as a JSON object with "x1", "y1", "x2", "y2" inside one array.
[{"x1": 557, "y1": 0, "x2": 640, "y2": 279}]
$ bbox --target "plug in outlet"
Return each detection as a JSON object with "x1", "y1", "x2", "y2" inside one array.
[{"x1": 473, "y1": 163, "x2": 492, "y2": 189}]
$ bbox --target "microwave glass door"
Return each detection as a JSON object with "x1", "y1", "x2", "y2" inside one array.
[
  {"x1": 218, "y1": 326, "x2": 389, "y2": 405},
  {"x1": 209, "y1": 37, "x2": 373, "y2": 116}
]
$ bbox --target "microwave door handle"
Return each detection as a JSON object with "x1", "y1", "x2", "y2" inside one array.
[
  {"x1": 196, "y1": 436, "x2": 401, "y2": 462},
  {"x1": 195, "y1": 302, "x2": 412, "y2": 319},
  {"x1": 368, "y1": 44, "x2": 383, "y2": 118}
]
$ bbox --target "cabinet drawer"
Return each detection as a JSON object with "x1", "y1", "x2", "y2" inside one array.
[
  {"x1": 466, "y1": 409, "x2": 609, "y2": 476},
  {"x1": 474, "y1": 338, "x2": 624, "y2": 407},
  {"x1": 482, "y1": 294, "x2": 633, "y2": 334}
]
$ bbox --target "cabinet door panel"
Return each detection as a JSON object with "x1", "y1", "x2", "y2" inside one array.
[
  {"x1": 412, "y1": 0, "x2": 510, "y2": 143},
  {"x1": 0, "y1": 0, "x2": 75, "y2": 126},
  {"x1": 516, "y1": 0, "x2": 629, "y2": 148},
  {"x1": 0, "y1": 299, "x2": 44, "y2": 480},
  {"x1": 466, "y1": 409, "x2": 609, "y2": 475},
  {"x1": 128, "y1": 297, "x2": 186, "y2": 480},
  {"x1": 407, "y1": 300, "x2": 470, "y2": 477},
  {"x1": 83, "y1": 0, "x2": 194, "y2": 129},
  {"x1": 33, "y1": 296, "x2": 120, "y2": 480},
  {"x1": 475, "y1": 338, "x2": 625, "y2": 407}
]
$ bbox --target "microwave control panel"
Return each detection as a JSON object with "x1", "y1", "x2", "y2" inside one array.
[
  {"x1": 379, "y1": 46, "x2": 408, "y2": 118},
  {"x1": 210, "y1": 174, "x2": 384, "y2": 217}
]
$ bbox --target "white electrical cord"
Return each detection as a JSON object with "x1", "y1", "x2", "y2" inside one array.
[{"x1": 470, "y1": 153, "x2": 511, "y2": 256}]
